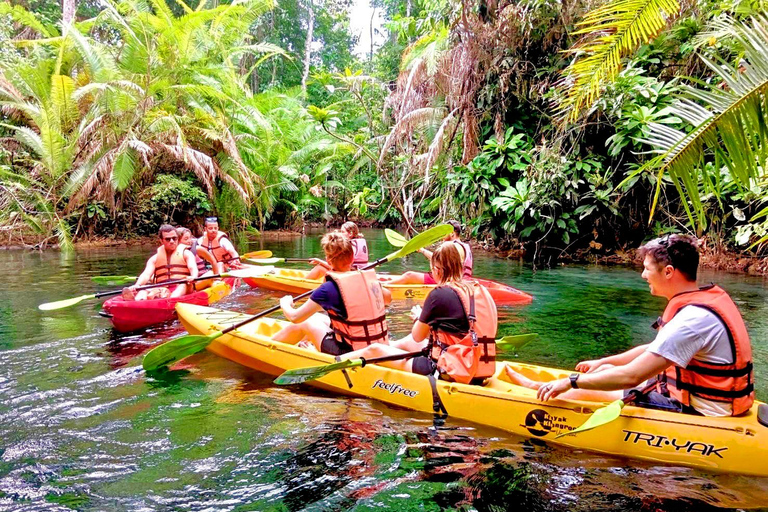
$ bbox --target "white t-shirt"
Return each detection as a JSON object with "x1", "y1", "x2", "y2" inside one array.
[{"x1": 648, "y1": 305, "x2": 733, "y2": 416}]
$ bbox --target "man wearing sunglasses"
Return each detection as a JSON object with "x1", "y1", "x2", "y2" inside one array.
[
  {"x1": 199, "y1": 217, "x2": 242, "y2": 270},
  {"x1": 122, "y1": 224, "x2": 199, "y2": 301},
  {"x1": 505, "y1": 234, "x2": 754, "y2": 417}
]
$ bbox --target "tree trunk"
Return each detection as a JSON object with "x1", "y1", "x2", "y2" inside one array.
[
  {"x1": 62, "y1": 0, "x2": 76, "y2": 26},
  {"x1": 369, "y1": 7, "x2": 376, "y2": 60},
  {"x1": 301, "y1": 0, "x2": 315, "y2": 96}
]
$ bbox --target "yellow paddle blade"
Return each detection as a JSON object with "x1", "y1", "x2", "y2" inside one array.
[
  {"x1": 142, "y1": 332, "x2": 223, "y2": 371},
  {"x1": 274, "y1": 359, "x2": 364, "y2": 385},
  {"x1": 384, "y1": 228, "x2": 408, "y2": 247},
  {"x1": 496, "y1": 333, "x2": 538, "y2": 349},
  {"x1": 555, "y1": 399, "x2": 626, "y2": 438},
  {"x1": 389, "y1": 224, "x2": 452, "y2": 261},
  {"x1": 241, "y1": 250, "x2": 272, "y2": 259},
  {"x1": 243, "y1": 257, "x2": 283, "y2": 265},
  {"x1": 39, "y1": 294, "x2": 97, "y2": 311},
  {"x1": 91, "y1": 275, "x2": 136, "y2": 285}
]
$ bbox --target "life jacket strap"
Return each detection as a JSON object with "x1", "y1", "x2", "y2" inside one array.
[{"x1": 666, "y1": 376, "x2": 755, "y2": 399}]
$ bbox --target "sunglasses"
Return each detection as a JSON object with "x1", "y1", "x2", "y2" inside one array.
[
  {"x1": 163, "y1": 236, "x2": 178, "y2": 242},
  {"x1": 205, "y1": 216, "x2": 218, "y2": 223}
]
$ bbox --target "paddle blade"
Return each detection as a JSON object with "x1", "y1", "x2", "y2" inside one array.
[
  {"x1": 274, "y1": 359, "x2": 363, "y2": 385},
  {"x1": 92, "y1": 275, "x2": 135, "y2": 285},
  {"x1": 384, "y1": 228, "x2": 408, "y2": 247},
  {"x1": 39, "y1": 294, "x2": 96, "y2": 311},
  {"x1": 555, "y1": 399, "x2": 626, "y2": 438},
  {"x1": 391, "y1": 224, "x2": 453, "y2": 261},
  {"x1": 496, "y1": 333, "x2": 538, "y2": 349},
  {"x1": 224, "y1": 265, "x2": 275, "y2": 278},
  {"x1": 241, "y1": 250, "x2": 272, "y2": 259},
  {"x1": 142, "y1": 332, "x2": 222, "y2": 371},
  {"x1": 243, "y1": 257, "x2": 283, "y2": 265}
]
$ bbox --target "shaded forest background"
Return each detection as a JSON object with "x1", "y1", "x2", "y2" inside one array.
[{"x1": 1, "y1": 0, "x2": 768, "y2": 265}]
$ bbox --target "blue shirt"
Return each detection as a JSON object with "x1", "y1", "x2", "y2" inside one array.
[{"x1": 310, "y1": 280, "x2": 346, "y2": 317}]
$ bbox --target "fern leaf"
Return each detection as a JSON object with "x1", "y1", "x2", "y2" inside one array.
[{"x1": 557, "y1": 0, "x2": 680, "y2": 124}]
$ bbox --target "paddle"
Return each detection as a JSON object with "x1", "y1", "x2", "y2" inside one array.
[
  {"x1": 243, "y1": 257, "x2": 313, "y2": 265},
  {"x1": 274, "y1": 333, "x2": 539, "y2": 386},
  {"x1": 554, "y1": 380, "x2": 658, "y2": 439},
  {"x1": 141, "y1": 224, "x2": 454, "y2": 371},
  {"x1": 385, "y1": 228, "x2": 408, "y2": 247},
  {"x1": 274, "y1": 350, "x2": 427, "y2": 385},
  {"x1": 39, "y1": 266, "x2": 274, "y2": 311},
  {"x1": 91, "y1": 252, "x2": 272, "y2": 285}
]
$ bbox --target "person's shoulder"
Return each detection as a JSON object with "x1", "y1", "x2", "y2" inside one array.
[{"x1": 678, "y1": 305, "x2": 724, "y2": 324}]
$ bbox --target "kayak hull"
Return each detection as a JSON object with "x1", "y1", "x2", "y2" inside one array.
[
  {"x1": 102, "y1": 278, "x2": 238, "y2": 332},
  {"x1": 243, "y1": 268, "x2": 533, "y2": 305},
  {"x1": 176, "y1": 303, "x2": 768, "y2": 476}
]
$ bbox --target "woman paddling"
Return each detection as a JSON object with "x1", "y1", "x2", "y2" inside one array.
[
  {"x1": 306, "y1": 221, "x2": 368, "y2": 280},
  {"x1": 274, "y1": 231, "x2": 392, "y2": 355},
  {"x1": 338, "y1": 242, "x2": 497, "y2": 384}
]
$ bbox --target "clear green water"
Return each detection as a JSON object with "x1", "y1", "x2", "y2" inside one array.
[{"x1": 1, "y1": 229, "x2": 767, "y2": 511}]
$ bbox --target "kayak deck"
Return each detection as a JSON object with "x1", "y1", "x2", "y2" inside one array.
[
  {"x1": 176, "y1": 303, "x2": 768, "y2": 476},
  {"x1": 102, "y1": 278, "x2": 238, "y2": 332},
  {"x1": 243, "y1": 268, "x2": 533, "y2": 305}
]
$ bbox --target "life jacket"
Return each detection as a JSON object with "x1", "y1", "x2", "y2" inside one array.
[
  {"x1": 654, "y1": 285, "x2": 754, "y2": 416},
  {"x1": 189, "y1": 239, "x2": 207, "y2": 273},
  {"x1": 153, "y1": 244, "x2": 192, "y2": 283},
  {"x1": 453, "y1": 240, "x2": 473, "y2": 278},
  {"x1": 428, "y1": 281, "x2": 497, "y2": 384},
  {"x1": 325, "y1": 270, "x2": 389, "y2": 351},
  {"x1": 201, "y1": 231, "x2": 239, "y2": 266},
  {"x1": 351, "y1": 238, "x2": 369, "y2": 267}
]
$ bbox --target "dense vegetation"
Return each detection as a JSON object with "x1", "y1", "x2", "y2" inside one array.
[{"x1": 1, "y1": 0, "x2": 767, "y2": 262}]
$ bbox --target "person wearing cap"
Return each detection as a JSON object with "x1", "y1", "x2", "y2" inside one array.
[
  {"x1": 504, "y1": 234, "x2": 755, "y2": 417},
  {"x1": 386, "y1": 220, "x2": 473, "y2": 285},
  {"x1": 198, "y1": 216, "x2": 242, "y2": 270}
]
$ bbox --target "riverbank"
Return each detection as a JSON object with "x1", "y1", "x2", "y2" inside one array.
[{"x1": 3, "y1": 228, "x2": 767, "y2": 276}]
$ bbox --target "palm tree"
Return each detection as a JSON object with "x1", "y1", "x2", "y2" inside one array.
[{"x1": 637, "y1": 15, "x2": 768, "y2": 234}]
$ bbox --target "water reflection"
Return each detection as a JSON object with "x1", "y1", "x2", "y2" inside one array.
[{"x1": 1, "y1": 232, "x2": 768, "y2": 510}]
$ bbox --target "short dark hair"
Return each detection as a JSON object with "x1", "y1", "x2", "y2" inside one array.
[
  {"x1": 158, "y1": 224, "x2": 176, "y2": 237},
  {"x1": 638, "y1": 234, "x2": 699, "y2": 281},
  {"x1": 447, "y1": 220, "x2": 462, "y2": 235}
]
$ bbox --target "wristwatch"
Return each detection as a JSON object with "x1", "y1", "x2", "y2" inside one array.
[{"x1": 569, "y1": 373, "x2": 580, "y2": 389}]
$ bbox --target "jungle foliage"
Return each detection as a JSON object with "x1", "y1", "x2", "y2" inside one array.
[{"x1": 1, "y1": 0, "x2": 768, "y2": 260}]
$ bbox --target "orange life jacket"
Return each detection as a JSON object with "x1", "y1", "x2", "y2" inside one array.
[
  {"x1": 325, "y1": 270, "x2": 389, "y2": 351},
  {"x1": 453, "y1": 240, "x2": 473, "y2": 278},
  {"x1": 153, "y1": 244, "x2": 192, "y2": 283},
  {"x1": 655, "y1": 285, "x2": 754, "y2": 416},
  {"x1": 429, "y1": 281, "x2": 498, "y2": 384},
  {"x1": 201, "y1": 231, "x2": 239, "y2": 266},
  {"x1": 351, "y1": 238, "x2": 369, "y2": 267}
]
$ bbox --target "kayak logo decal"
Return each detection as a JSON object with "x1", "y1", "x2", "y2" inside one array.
[
  {"x1": 372, "y1": 379, "x2": 418, "y2": 398},
  {"x1": 404, "y1": 289, "x2": 415, "y2": 299},
  {"x1": 622, "y1": 430, "x2": 727, "y2": 458},
  {"x1": 522, "y1": 409, "x2": 574, "y2": 437}
]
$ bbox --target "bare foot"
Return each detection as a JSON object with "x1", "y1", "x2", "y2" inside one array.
[
  {"x1": 297, "y1": 340, "x2": 317, "y2": 352},
  {"x1": 504, "y1": 365, "x2": 542, "y2": 391}
]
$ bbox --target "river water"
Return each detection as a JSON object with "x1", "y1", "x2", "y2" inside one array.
[{"x1": 1, "y1": 229, "x2": 767, "y2": 511}]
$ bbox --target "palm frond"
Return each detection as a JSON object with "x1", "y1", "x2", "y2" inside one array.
[
  {"x1": 557, "y1": 0, "x2": 680, "y2": 124},
  {"x1": 377, "y1": 107, "x2": 446, "y2": 168},
  {"x1": 639, "y1": 14, "x2": 768, "y2": 230}
]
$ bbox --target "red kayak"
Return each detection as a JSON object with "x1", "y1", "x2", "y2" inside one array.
[{"x1": 101, "y1": 278, "x2": 239, "y2": 332}]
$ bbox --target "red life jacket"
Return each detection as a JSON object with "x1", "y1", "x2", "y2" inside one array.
[
  {"x1": 429, "y1": 281, "x2": 497, "y2": 384},
  {"x1": 201, "y1": 231, "x2": 239, "y2": 266},
  {"x1": 325, "y1": 270, "x2": 389, "y2": 351},
  {"x1": 153, "y1": 244, "x2": 192, "y2": 283},
  {"x1": 453, "y1": 240, "x2": 473, "y2": 278},
  {"x1": 351, "y1": 238, "x2": 369, "y2": 267},
  {"x1": 655, "y1": 285, "x2": 754, "y2": 416}
]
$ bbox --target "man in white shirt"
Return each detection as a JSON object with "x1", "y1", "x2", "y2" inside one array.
[{"x1": 506, "y1": 234, "x2": 754, "y2": 417}]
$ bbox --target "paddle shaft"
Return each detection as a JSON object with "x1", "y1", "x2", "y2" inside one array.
[
  {"x1": 96, "y1": 272, "x2": 234, "y2": 299},
  {"x1": 359, "y1": 350, "x2": 425, "y2": 367}
]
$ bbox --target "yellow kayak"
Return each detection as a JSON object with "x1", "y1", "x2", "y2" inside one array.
[
  {"x1": 243, "y1": 267, "x2": 534, "y2": 305},
  {"x1": 176, "y1": 303, "x2": 768, "y2": 476}
]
